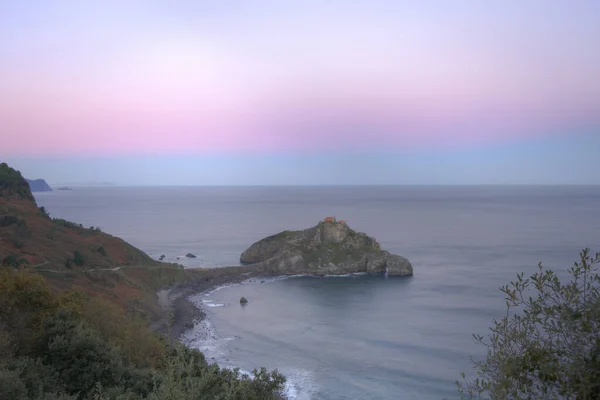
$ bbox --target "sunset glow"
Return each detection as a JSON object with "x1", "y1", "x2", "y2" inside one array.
[{"x1": 1, "y1": 1, "x2": 599, "y2": 156}]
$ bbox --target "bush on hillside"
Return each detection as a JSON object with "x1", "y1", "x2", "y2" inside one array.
[
  {"x1": 455, "y1": 249, "x2": 600, "y2": 399},
  {"x1": 14, "y1": 218, "x2": 31, "y2": 238},
  {"x1": 2, "y1": 254, "x2": 29, "y2": 268},
  {"x1": 39, "y1": 206, "x2": 50, "y2": 218},
  {"x1": 53, "y1": 218, "x2": 84, "y2": 229},
  {"x1": 0, "y1": 215, "x2": 19, "y2": 227},
  {"x1": 72, "y1": 251, "x2": 85, "y2": 267},
  {"x1": 0, "y1": 267, "x2": 286, "y2": 399}
]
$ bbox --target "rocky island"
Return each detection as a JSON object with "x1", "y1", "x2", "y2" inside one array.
[{"x1": 240, "y1": 217, "x2": 413, "y2": 276}]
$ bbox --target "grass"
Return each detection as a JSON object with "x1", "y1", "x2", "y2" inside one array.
[{"x1": 265, "y1": 229, "x2": 302, "y2": 241}]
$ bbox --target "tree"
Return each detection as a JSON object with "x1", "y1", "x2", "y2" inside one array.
[
  {"x1": 456, "y1": 249, "x2": 600, "y2": 400},
  {"x1": 39, "y1": 206, "x2": 50, "y2": 218},
  {"x1": 97, "y1": 246, "x2": 107, "y2": 257},
  {"x1": 72, "y1": 251, "x2": 85, "y2": 267}
]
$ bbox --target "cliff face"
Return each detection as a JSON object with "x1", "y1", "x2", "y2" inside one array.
[
  {"x1": 25, "y1": 178, "x2": 53, "y2": 192},
  {"x1": 1, "y1": 164, "x2": 156, "y2": 270},
  {"x1": 0, "y1": 162, "x2": 198, "y2": 325},
  {"x1": 0, "y1": 163, "x2": 36, "y2": 201},
  {"x1": 240, "y1": 220, "x2": 413, "y2": 276}
]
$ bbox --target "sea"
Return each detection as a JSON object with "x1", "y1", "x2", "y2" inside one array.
[{"x1": 34, "y1": 186, "x2": 600, "y2": 400}]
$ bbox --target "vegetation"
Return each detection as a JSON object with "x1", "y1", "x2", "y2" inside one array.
[
  {"x1": 455, "y1": 249, "x2": 600, "y2": 400},
  {"x1": 39, "y1": 206, "x2": 50, "y2": 218},
  {"x1": 2, "y1": 254, "x2": 29, "y2": 268},
  {"x1": 0, "y1": 267, "x2": 285, "y2": 400},
  {"x1": 53, "y1": 218, "x2": 84, "y2": 229},
  {"x1": 72, "y1": 250, "x2": 85, "y2": 267},
  {"x1": 97, "y1": 246, "x2": 107, "y2": 257},
  {"x1": 0, "y1": 215, "x2": 19, "y2": 227},
  {"x1": 0, "y1": 163, "x2": 35, "y2": 201},
  {"x1": 0, "y1": 162, "x2": 287, "y2": 399}
]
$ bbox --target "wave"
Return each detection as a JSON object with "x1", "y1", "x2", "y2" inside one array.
[
  {"x1": 180, "y1": 318, "x2": 237, "y2": 360},
  {"x1": 182, "y1": 276, "x2": 328, "y2": 399},
  {"x1": 198, "y1": 272, "x2": 370, "y2": 298},
  {"x1": 199, "y1": 274, "x2": 307, "y2": 298},
  {"x1": 280, "y1": 368, "x2": 319, "y2": 400}
]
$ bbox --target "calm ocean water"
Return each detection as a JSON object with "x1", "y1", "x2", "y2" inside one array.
[{"x1": 35, "y1": 186, "x2": 600, "y2": 399}]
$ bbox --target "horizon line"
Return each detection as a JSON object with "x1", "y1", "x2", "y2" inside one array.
[{"x1": 44, "y1": 183, "x2": 600, "y2": 188}]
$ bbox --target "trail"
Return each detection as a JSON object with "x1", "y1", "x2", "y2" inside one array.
[
  {"x1": 35, "y1": 264, "x2": 186, "y2": 274},
  {"x1": 34, "y1": 260, "x2": 49, "y2": 268}
]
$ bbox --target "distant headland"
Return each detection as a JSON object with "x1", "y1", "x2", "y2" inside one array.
[{"x1": 25, "y1": 178, "x2": 52, "y2": 192}]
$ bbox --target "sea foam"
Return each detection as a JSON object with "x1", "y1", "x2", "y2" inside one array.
[{"x1": 182, "y1": 275, "x2": 323, "y2": 399}]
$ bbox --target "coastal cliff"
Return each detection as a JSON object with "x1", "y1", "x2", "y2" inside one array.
[
  {"x1": 0, "y1": 161, "x2": 286, "y2": 398},
  {"x1": 240, "y1": 218, "x2": 413, "y2": 276},
  {"x1": 25, "y1": 178, "x2": 53, "y2": 192}
]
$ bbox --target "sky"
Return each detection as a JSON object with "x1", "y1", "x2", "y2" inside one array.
[{"x1": 1, "y1": 0, "x2": 599, "y2": 185}]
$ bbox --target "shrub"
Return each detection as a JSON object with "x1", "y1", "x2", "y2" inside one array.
[
  {"x1": 14, "y1": 219, "x2": 31, "y2": 238},
  {"x1": 2, "y1": 254, "x2": 28, "y2": 268},
  {"x1": 39, "y1": 206, "x2": 50, "y2": 218},
  {"x1": 97, "y1": 246, "x2": 107, "y2": 257},
  {"x1": 0, "y1": 257, "x2": 286, "y2": 400},
  {"x1": 0, "y1": 215, "x2": 19, "y2": 227},
  {"x1": 0, "y1": 366, "x2": 28, "y2": 400},
  {"x1": 53, "y1": 219, "x2": 83, "y2": 230},
  {"x1": 72, "y1": 251, "x2": 85, "y2": 267},
  {"x1": 40, "y1": 310, "x2": 126, "y2": 396},
  {"x1": 455, "y1": 249, "x2": 600, "y2": 399},
  {"x1": 2, "y1": 254, "x2": 19, "y2": 267},
  {"x1": 146, "y1": 345, "x2": 285, "y2": 400},
  {"x1": 0, "y1": 268, "x2": 57, "y2": 352}
]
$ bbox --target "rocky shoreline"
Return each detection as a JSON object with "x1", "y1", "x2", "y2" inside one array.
[
  {"x1": 151, "y1": 268, "x2": 289, "y2": 399},
  {"x1": 240, "y1": 218, "x2": 413, "y2": 276},
  {"x1": 150, "y1": 265, "x2": 270, "y2": 340},
  {"x1": 152, "y1": 219, "x2": 413, "y2": 340},
  {"x1": 149, "y1": 219, "x2": 413, "y2": 400}
]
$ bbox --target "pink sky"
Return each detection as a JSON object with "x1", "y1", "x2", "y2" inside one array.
[{"x1": 1, "y1": 1, "x2": 599, "y2": 155}]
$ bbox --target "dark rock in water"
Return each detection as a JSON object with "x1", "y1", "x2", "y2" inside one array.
[
  {"x1": 25, "y1": 178, "x2": 52, "y2": 192},
  {"x1": 240, "y1": 296, "x2": 248, "y2": 304},
  {"x1": 159, "y1": 254, "x2": 165, "y2": 261},
  {"x1": 240, "y1": 218, "x2": 413, "y2": 276},
  {"x1": 184, "y1": 322, "x2": 194, "y2": 329},
  {"x1": 185, "y1": 253, "x2": 197, "y2": 258}
]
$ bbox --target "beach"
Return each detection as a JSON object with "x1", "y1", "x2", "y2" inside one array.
[{"x1": 150, "y1": 265, "x2": 277, "y2": 341}]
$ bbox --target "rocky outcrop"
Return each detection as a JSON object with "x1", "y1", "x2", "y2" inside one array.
[
  {"x1": 240, "y1": 220, "x2": 413, "y2": 276},
  {"x1": 25, "y1": 178, "x2": 52, "y2": 192}
]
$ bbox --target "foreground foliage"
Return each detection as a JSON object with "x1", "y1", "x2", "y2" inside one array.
[
  {"x1": 0, "y1": 162, "x2": 34, "y2": 201},
  {"x1": 0, "y1": 267, "x2": 285, "y2": 400},
  {"x1": 456, "y1": 249, "x2": 600, "y2": 399}
]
